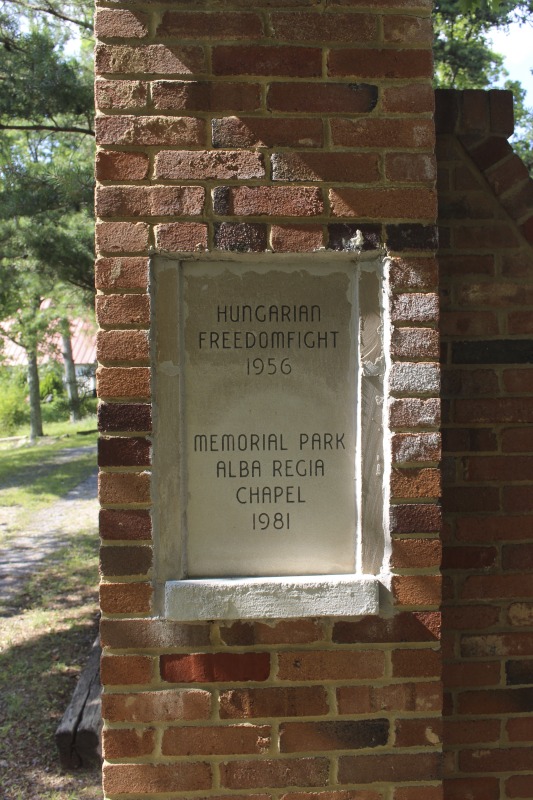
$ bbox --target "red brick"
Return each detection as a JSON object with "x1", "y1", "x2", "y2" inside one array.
[
  {"x1": 157, "y1": 11, "x2": 263, "y2": 39},
  {"x1": 100, "y1": 581, "x2": 153, "y2": 613},
  {"x1": 508, "y1": 602, "x2": 533, "y2": 626},
  {"x1": 283, "y1": 793, "x2": 381, "y2": 800},
  {"x1": 100, "y1": 619, "x2": 210, "y2": 649},
  {"x1": 443, "y1": 370, "x2": 502, "y2": 401},
  {"x1": 162, "y1": 724, "x2": 270, "y2": 756},
  {"x1": 443, "y1": 486, "x2": 499, "y2": 513},
  {"x1": 394, "y1": 717, "x2": 442, "y2": 747},
  {"x1": 220, "y1": 758, "x2": 329, "y2": 789},
  {"x1": 161, "y1": 653, "x2": 271, "y2": 683},
  {"x1": 385, "y1": 152, "x2": 437, "y2": 183},
  {"x1": 96, "y1": 367, "x2": 151, "y2": 399},
  {"x1": 214, "y1": 186, "x2": 324, "y2": 217},
  {"x1": 392, "y1": 649, "x2": 440, "y2": 678},
  {"x1": 95, "y1": 43, "x2": 206, "y2": 75},
  {"x1": 155, "y1": 150, "x2": 264, "y2": 180},
  {"x1": 457, "y1": 281, "x2": 533, "y2": 307},
  {"x1": 506, "y1": 717, "x2": 533, "y2": 741},
  {"x1": 504, "y1": 486, "x2": 533, "y2": 512},
  {"x1": 96, "y1": 151, "x2": 149, "y2": 182},
  {"x1": 155, "y1": 222, "x2": 208, "y2": 252},
  {"x1": 458, "y1": 687, "x2": 533, "y2": 715},
  {"x1": 443, "y1": 718, "x2": 500, "y2": 745},
  {"x1": 97, "y1": 330, "x2": 149, "y2": 363},
  {"x1": 502, "y1": 427, "x2": 533, "y2": 452},
  {"x1": 95, "y1": 78, "x2": 148, "y2": 109},
  {"x1": 461, "y1": 575, "x2": 533, "y2": 599},
  {"x1": 215, "y1": 222, "x2": 267, "y2": 252},
  {"x1": 392, "y1": 293, "x2": 439, "y2": 325},
  {"x1": 99, "y1": 471, "x2": 151, "y2": 505},
  {"x1": 271, "y1": 225, "x2": 324, "y2": 252},
  {"x1": 280, "y1": 720, "x2": 389, "y2": 752},
  {"x1": 394, "y1": 789, "x2": 442, "y2": 800},
  {"x1": 213, "y1": 46, "x2": 322, "y2": 77},
  {"x1": 338, "y1": 753, "x2": 441, "y2": 784},
  {"x1": 383, "y1": 14, "x2": 433, "y2": 43},
  {"x1": 152, "y1": 80, "x2": 262, "y2": 112},
  {"x1": 98, "y1": 402, "x2": 152, "y2": 434},
  {"x1": 460, "y1": 747, "x2": 533, "y2": 773},
  {"x1": 507, "y1": 775, "x2": 533, "y2": 798},
  {"x1": 277, "y1": 650, "x2": 385, "y2": 681},
  {"x1": 99, "y1": 508, "x2": 152, "y2": 541},
  {"x1": 96, "y1": 294, "x2": 150, "y2": 327},
  {"x1": 443, "y1": 777, "x2": 499, "y2": 800},
  {"x1": 389, "y1": 257, "x2": 438, "y2": 290},
  {"x1": 103, "y1": 763, "x2": 211, "y2": 795},
  {"x1": 95, "y1": 115, "x2": 206, "y2": 146},
  {"x1": 330, "y1": 188, "x2": 437, "y2": 220},
  {"x1": 440, "y1": 310, "x2": 498, "y2": 336},
  {"x1": 443, "y1": 545, "x2": 497, "y2": 570},
  {"x1": 504, "y1": 369, "x2": 533, "y2": 393},
  {"x1": 99, "y1": 545, "x2": 152, "y2": 576},
  {"x1": 102, "y1": 689, "x2": 211, "y2": 722},
  {"x1": 270, "y1": 11, "x2": 377, "y2": 42},
  {"x1": 95, "y1": 221, "x2": 149, "y2": 254},
  {"x1": 392, "y1": 576, "x2": 442, "y2": 607},
  {"x1": 382, "y1": 83, "x2": 435, "y2": 114},
  {"x1": 465, "y1": 455, "x2": 533, "y2": 482},
  {"x1": 462, "y1": 631, "x2": 533, "y2": 658},
  {"x1": 439, "y1": 254, "x2": 494, "y2": 276},
  {"x1": 212, "y1": 117, "x2": 323, "y2": 148},
  {"x1": 442, "y1": 661, "x2": 500, "y2": 688},
  {"x1": 103, "y1": 728, "x2": 155, "y2": 759},
  {"x1": 219, "y1": 686, "x2": 329, "y2": 719},
  {"x1": 329, "y1": 48, "x2": 433, "y2": 78},
  {"x1": 333, "y1": 613, "x2": 441, "y2": 644},
  {"x1": 268, "y1": 82, "x2": 378, "y2": 113},
  {"x1": 100, "y1": 654, "x2": 155, "y2": 685},
  {"x1": 95, "y1": 8, "x2": 149, "y2": 38},
  {"x1": 509, "y1": 311, "x2": 533, "y2": 334},
  {"x1": 96, "y1": 185, "x2": 205, "y2": 217},
  {"x1": 98, "y1": 436, "x2": 150, "y2": 467},
  {"x1": 95, "y1": 257, "x2": 149, "y2": 290},
  {"x1": 390, "y1": 504, "x2": 442, "y2": 533},
  {"x1": 455, "y1": 398, "x2": 533, "y2": 424},
  {"x1": 390, "y1": 398, "x2": 441, "y2": 428},
  {"x1": 454, "y1": 223, "x2": 520, "y2": 249},
  {"x1": 391, "y1": 538, "x2": 442, "y2": 569},
  {"x1": 391, "y1": 328, "x2": 440, "y2": 358},
  {"x1": 271, "y1": 152, "x2": 379, "y2": 182},
  {"x1": 219, "y1": 619, "x2": 325, "y2": 646}
]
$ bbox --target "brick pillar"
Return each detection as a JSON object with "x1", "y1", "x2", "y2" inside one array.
[{"x1": 95, "y1": 2, "x2": 442, "y2": 797}]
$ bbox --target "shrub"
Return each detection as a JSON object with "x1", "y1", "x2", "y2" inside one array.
[{"x1": 0, "y1": 368, "x2": 30, "y2": 435}]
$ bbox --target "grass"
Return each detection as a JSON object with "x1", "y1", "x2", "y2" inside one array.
[{"x1": 0, "y1": 421, "x2": 103, "y2": 799}]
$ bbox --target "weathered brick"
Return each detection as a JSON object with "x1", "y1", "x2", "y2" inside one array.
[
  {"x1": 271, "y1": 225, "x2": 324, "y2": 252},
  {"x1": 219, "y1": 619, "x2": 325, "y2": 646},
  {"x1": 95, "y1": 43, "x2": 206, "y2": 75},
  {"x1": 103, "y1": 728, "x2": 155, "y2": 759},
  {"x1": 395, "y1": 717, "x2": 442, "y2": 747},
  {"x1": 329, "y1": 49, "x2": 433, "y2": 79},
  {"x1": 157, "y1": 11, "x2": 263, "y2": 39},
  {"x1": 97, "y1": 330, "x2": 149, "y2": 363},
  {"x1": 392, "y1": 293, "x2": 439, "y2": 324},
  {"x1": 338, "y1": 753, "x2": 441, "y2": 784},
  {"x1": 96, "y1": 115, "x2": 206, "y2": 147},
  {"x1": 271, "y1": 152, "x2": 379, "y2": 183},
  {"x1": 385, "y1": 152, "x2": 437, "y2": 183},
  {"x1": 213, "y1": 186, "x2": 324, "y2": 217},
  {"x1": 213, "y1": 117, "x2": 323, "y2": 148},
  {"x1": 100, "y1": 619, "x2": 210, "y2": 649},
  {"x1": 98, "y1": 402, "x2": 152, "y2": 433},
  {"x1": 96, "y1": 185, "x2": 205, "y2": 217},
  {"x1": 389, "y1": 257, "x2": 439, "y2": 289},
  {"x1": 95, "y1": 257, "x2": 149, "y2": 290},
  {"x1": 161, "y1": 653, "x2": 271, "y2": 683},
  {"x1": 95, "y1": 8, "x2": 149, "y2": 38},
  {"x1": 95, "y1": 221, "x2": 150, "y2": 254},
  {"x1": 100, "y1": 654, "x2": 155, "y2": 685},
  {"x1": 103, "y1": 763, "x2": 212, "y2": 795},
  {"x1": 268, "y1": 82, "x2": 378, "y2": 113},
  {"x1": 99, "y1": 471, "x2": 151, "y2": 505},
  {"x1": 96, "y1": 294, "x2": 150, "y2": 327},
  {"x1": 333, "y1": 612, "x2": 441, "y2": 644},
  {"x1": 98, "y1": 436, "x2": 151, "y2": 467},
  {"x1": 155, "y1": 222, "x2": 208, "y2": 252},
  {"x1": 383, "y1": 15, "x2": 433, "y2": 44},
  {"x1": 392, "y1": 328, "x2": 440, "y2": 358},
  {"x1": 152, "y1": 80, "x2": 261, "y2": 112},
  {"x1": 162, "y1": 724, "x2": 271, "y2": 756},
  {"x1": 220, "y1": 758, "x2": 329, "y2": 789},
  {"x1": 280, "y1": 720, "x2": 389, "y2": 752},
  {"x1": 390, "y1": 504, "x2": 442, "y2": 534},
  {"x1": 337, "y1": 681, "x2": 442, "y2": 715},
  {"x1": 389, "y1": 362, "x2": 440, "y2": 395},
  {"x1": 330, "y1": 188, "x2": 437, "y2": 219},
  {"x1": 155, "y1": 150, "x2": 265, "y2": 180},
  {"x1": 97, "y1": 367, "x2": 151, "y2": 399},
  {"x1": 277, "y1": 650, "x2": 385, "y2": 681},
  {"x1": 270, "y1": 11, "x2": 377, "y2": 42},
  {"x1": 95, "y1": 78, "x2": 148, "y2": 109},
  {"x1": 386, "y1": 224, "x2": 439, "y2": 251},
  {"x1": 390, "y1": 398, "x2": 441, "y2": 428},
  {"x1": 100, "y1": 508, "x2": 152, "y2": 540},
  {"x1": 215, "y1": 222, "x2": 268, "y2": 252},
  {"x1": 101, "y1": 689, "x2": 211, "y2": 722},
  {"x1": 99, "y1": 545, "x2": 152, "y2": 576},
  {"x1": 382, "y1": 83, "x2": 435, "y2": 114},
  {"x1": 213, "y1": 46, "x2": 322, "y2": 77},
  {"x1": 96, "y1": 151, "x2": 149, "y2": 182},
  {"x1": 219, "y1": 686, "x2": 329, "y2": 719}
]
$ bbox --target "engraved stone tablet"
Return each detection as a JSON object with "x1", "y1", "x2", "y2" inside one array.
[{"x1": 182, "y1": 261, "x2": 358, "y2": 577}]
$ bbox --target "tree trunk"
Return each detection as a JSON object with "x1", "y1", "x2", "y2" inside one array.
[
  {"x1": 60, "y1": 319, "x2": 81, "y2": 422},
  {"x1": 27, "y1": 349, "x2": 44, "y2": 440}
]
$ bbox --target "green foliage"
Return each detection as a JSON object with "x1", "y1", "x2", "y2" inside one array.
[
  {"x1": 0, "y1": 368, "x2": 29, "y2": 434},
  {"x1": 39, "y1": 362, "x2": 65, "y2": 400}
]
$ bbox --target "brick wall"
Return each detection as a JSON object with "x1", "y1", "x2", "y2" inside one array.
[
  {"x1": 437, "y1": 89, "x2": 533, "y2": 800},
  {"x1": 95, "y1": 1, "x2": 442, "y2": 797}
]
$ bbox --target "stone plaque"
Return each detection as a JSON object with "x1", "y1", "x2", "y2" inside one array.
[{"x1": 182, "y1": 261, "x2": 358, "y2": 577}]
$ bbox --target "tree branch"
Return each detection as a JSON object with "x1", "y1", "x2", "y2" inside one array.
[
  {"x1": 6, "y1": 0, "x2": 93, "y2": 32},
  {"x1": 0, "y1": 122, "x2": 94, "y2": 135}
]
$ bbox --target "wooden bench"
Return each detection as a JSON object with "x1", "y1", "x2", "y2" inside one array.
[{"x1": 56, "y1": 636, "x2": 102, "y2": 769}]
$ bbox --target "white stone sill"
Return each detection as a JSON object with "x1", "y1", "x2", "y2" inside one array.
[{"x1": 165, "y1": 575, "x2": 379, "y2": 620}]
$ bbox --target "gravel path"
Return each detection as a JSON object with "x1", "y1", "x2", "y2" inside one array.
[{"x1": 0, "y1": 446, "x2": 98, "y2": 611}]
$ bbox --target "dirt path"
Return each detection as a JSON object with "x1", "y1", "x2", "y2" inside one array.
[{"x1": 0, "y1": 446, "x2": 98, "y2": 612}]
